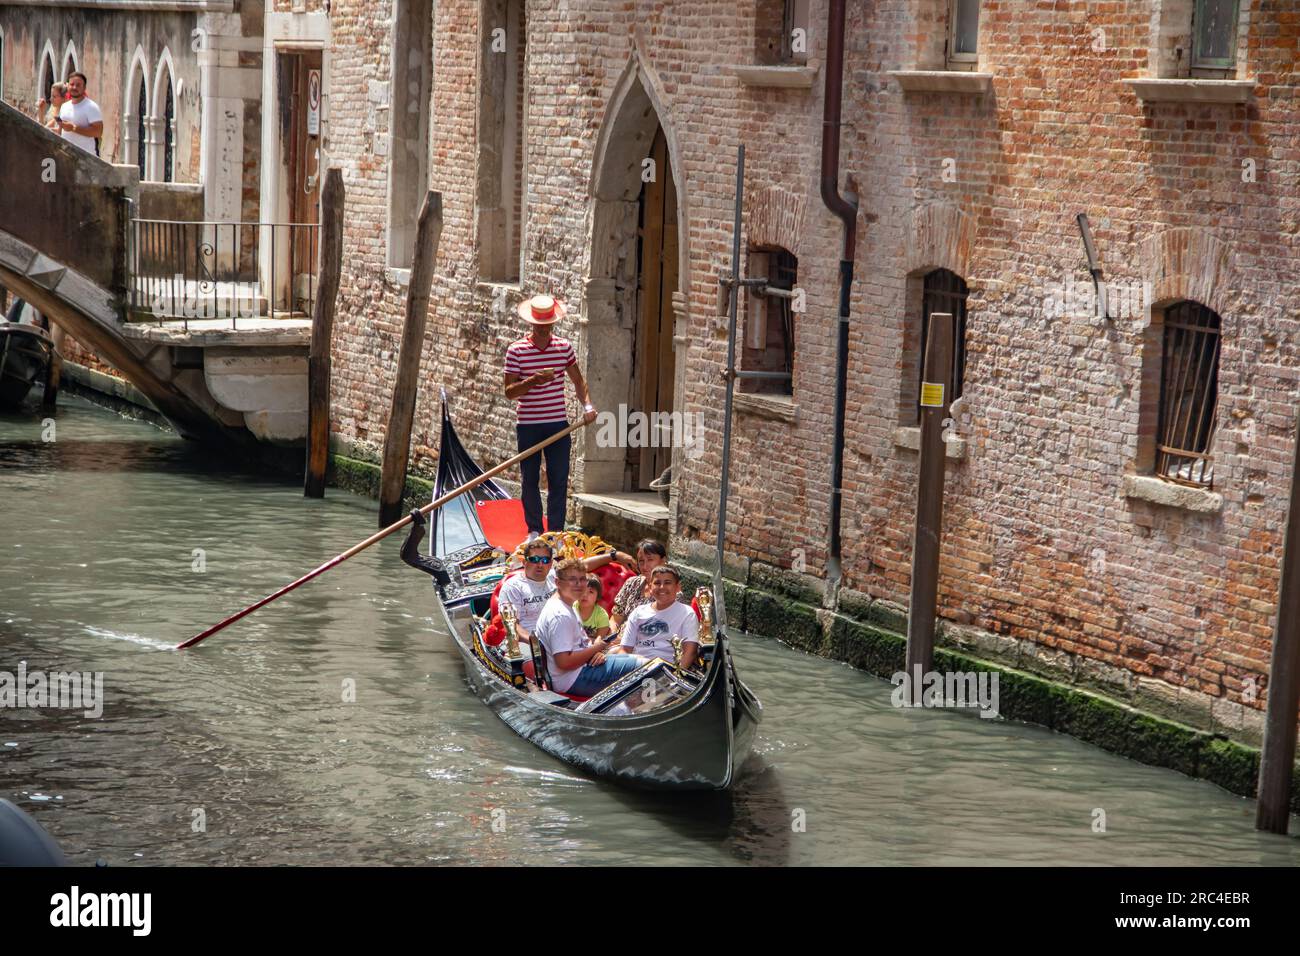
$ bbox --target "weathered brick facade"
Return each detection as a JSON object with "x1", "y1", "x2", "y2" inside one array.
[
  {"x1": 308, "y1": 0, "x2": 1300, "y2": 740},
  {"x1": 6, "y1": 1, "x2": 1288, "y2": 739}
]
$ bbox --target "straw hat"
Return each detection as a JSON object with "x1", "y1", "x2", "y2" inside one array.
[{"x1": 517, "y1": 294, "x2": 567, "y2": 325}]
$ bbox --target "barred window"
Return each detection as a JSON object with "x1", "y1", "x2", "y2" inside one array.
[
  {"x1": 920, "y1": 268, "x2": 968, "y2": 404},
  {"x1": 1192, "y1": 0, "x2": 1239, "y2": 71},
  {"x1": 743, "y1": 247, "x2": 796, "y2": 397},
  {"x1": 1156, "y1": 302, "x2": 1221, "y2": 487}
]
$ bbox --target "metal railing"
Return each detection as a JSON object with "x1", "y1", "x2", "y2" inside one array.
[{"x1": 128, "y1": 218, "x2": 320, "y2": 330}]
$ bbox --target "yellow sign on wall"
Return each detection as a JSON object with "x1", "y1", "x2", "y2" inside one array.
[{"x1": 920, "y1": 382, "x2": 945, "y2": 407}]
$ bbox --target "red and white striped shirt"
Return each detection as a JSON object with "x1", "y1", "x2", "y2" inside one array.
[{"x1": 504, "y1": 335, "x2": 577, "y2": 424}]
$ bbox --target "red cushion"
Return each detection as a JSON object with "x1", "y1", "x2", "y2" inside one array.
[
  {"x1": 476, "y1": 499, "x2": 530, "y2": 553},
  {"x1": 593, "y1": 562, "x2": 635, "y2": 613}
]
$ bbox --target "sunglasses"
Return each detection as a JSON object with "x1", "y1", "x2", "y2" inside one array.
[{"x1": 526, "y1": 555, "x2": 552, "y2": 564}]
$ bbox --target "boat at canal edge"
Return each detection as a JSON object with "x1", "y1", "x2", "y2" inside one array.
[
  {"x1": 0, "y1": 300, "x2": 54, "y2": 409},
  {"x1": 410, "y1": 403, "x2": 761, "y2": 791}
]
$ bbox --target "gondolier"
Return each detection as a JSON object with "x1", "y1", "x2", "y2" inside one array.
[{"x1": 503, "y1": 294, "x2": 597, "y2": 539}]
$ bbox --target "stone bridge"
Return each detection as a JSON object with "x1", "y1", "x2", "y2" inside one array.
[{"x1": 0, "y1": 101, "x2": 309, "y2": 444}]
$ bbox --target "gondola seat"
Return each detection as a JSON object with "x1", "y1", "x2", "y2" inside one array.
[{"x1": 520, "y1": 658, "x2": 590, "y2": 703}]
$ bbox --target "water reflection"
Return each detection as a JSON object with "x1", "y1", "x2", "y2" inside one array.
[{"x1": 2, "y1": 395, "x2": 1298, "y2": 865}]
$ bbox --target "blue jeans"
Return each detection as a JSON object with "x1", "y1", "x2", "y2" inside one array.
[
  {"x1": 517, "y1": 420, "x2": 571, "y2": 535},
  {"x1": 565, "y1": 654, "x2": 643, "y2": 698}
]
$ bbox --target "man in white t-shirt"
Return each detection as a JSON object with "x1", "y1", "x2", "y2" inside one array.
[
  {"x1": 617, "y1": 565, "x2": 699, "y2": 670},
  {"x1": 58, "y1": 73, "x2": 103, "y2": 156},
  {"x1": 497, "y1": 541, "x2": 558, "y2": 646},
  {"x1": 533, "y1": 558, "x2": 642, "y2": 697}
]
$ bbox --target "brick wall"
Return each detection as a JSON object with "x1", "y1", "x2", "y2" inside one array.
[{"x1": 296, "y1": 0, "x2": 1300, "y2": 724}]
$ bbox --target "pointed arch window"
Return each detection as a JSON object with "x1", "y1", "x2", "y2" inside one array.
[
  {"x1": 40, "y1": 51, "x2": 55, "y2": 107},
  {"x1": 136, "y1": 79, "x2": 147, "y2": 179},
  {"x1": 161, "y1": 73, "x2": 174, "y2": 182}
]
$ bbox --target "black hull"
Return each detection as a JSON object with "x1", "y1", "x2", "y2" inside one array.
[
  {"x1": 0, "y1": 323, "x2": 53, "y2": 408},
  {"x1": 425, "y1": 402, "x2": 762, "y2": 790},
  {"x1": 439, "y1": 597, "x2": 761, "y2": 790}
]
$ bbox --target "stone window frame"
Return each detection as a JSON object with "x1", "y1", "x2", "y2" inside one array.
[
  {"x1": 61, "y1": 39, "x2": 79, "y2": 84},
  {"x1": 149, "y1": 49, "x2": 179, "y2": 183},
  {"x1": 475, "y1": 0, "x2": 528, "y2": 287},
  {"x1": 1127, "y1": 228, "x2": 1236, "y2": 513},
  {"x1": 735, "y1": 184, "x2": 807, "y2": 423},
  {"x1": 123, "y1": 46, "x2": 151, "y2": 178},
  {"x1": 741, "y1": 245, "x2": 798, "y2": 399},
  {"x1": 897, "y1": 204, "x2": 975, "y2": 444},
  {"x1": 1148, "y1": 0, "x2": 1252, "y2": 80},
  {"x1": 946, "y1": 0, "x2": 981, "y2": 71},
  {"x1": 752, "y1": 0, "x2": 810, "y2": 66},
  {"x1": 385, "y1": 0, "x2": 436, "y2": 273},
  {"x1": 37, "y1": 41, "x2": 56, "y2": 107}
]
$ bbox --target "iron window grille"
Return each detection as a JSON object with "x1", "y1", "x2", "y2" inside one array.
[
  {"x1": 919, "y1": 268, "x2": 968, "y2": 405},
  {"x1": 1192, "y1": 0, "x2": 1240, "y2": 71},
  {"x1": 1156, "y1": 302, "x2": 1221, "y2": 488}
]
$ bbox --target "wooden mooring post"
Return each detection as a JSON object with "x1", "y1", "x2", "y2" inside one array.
[
  {"x1": 304, "y1": 168, "x2": 345, "y2": 498},
  {"x1": 42, "y1": 323, "x2": 64, "y2": 409},
  {"x1": 905, "y1": 311, "x2": 954, "y2": 676},
  {"x1": 1256, "y1": 402, "x2": 1300, "y2": 833},
  {"x1": 378, "y1": 190, "x2": 443, "y2": 527}
]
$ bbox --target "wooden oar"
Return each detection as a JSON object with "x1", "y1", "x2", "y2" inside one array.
[{"x1": 178, "y1": 418, "x2": 589, "y2": 649}]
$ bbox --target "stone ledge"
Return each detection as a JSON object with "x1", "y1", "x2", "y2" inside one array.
[
  {"x1": 119, "y1": 317, "x2": 313, "y2": 347},
  {"x1": 894, "y1": 425, "x2": 966, "y2": 459},
  {"x1": 889, "y1": 70, "x2": 994, "y2": 94},
  {"x1": 1123, "y1": 474, "x2": 1223, "y2": 513},
  {"x1": 1125, "y1": 78, "x2": 1254, "y2": 104},
  {"x1": 725, "y1": 64, "x2": 818, "y2": 89},
  {"x1": 734, "y1": 391, "x2": 797, "y2": 423}
]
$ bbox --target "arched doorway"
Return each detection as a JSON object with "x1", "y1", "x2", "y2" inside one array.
[{"x1": 585, "y1": 65, "x2": 685, "y2": 495}]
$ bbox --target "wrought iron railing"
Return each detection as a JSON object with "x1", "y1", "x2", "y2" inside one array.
[{"x1": 128, "y1": 218, "x2": 320, "y2": 330}]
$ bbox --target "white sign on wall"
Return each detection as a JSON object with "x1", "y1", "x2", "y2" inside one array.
[{"x1": 307, "y1": 69, "x2": 321, "y2": 136}]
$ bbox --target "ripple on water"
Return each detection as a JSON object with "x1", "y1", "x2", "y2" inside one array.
[{"x1": 2, "y1": 396, "x2": 1299, "y2": 865}]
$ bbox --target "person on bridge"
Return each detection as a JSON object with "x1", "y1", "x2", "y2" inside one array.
[
  {"x1": 503, "y1": 294, "x2": 597, "y2": 540},
  {"x1": 38, "y1": 83, "x2": 68, "y2": 136},
  {"x1": 58, "y1": 73, "x2": 103, "y2": 157}
]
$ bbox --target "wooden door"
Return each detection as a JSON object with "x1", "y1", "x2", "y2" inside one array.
[
  {"x1": 635, "y1": 128, "x2": 678, "y2": 489},
  {"x1": 286, "y1": 50, "x2": 323, "y2": 313}
]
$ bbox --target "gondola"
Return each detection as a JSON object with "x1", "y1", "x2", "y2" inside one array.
[
  {"x1": 0, "y1": 299, "x2": 54, "y2": 409},
  {"x1": 403, "y1": 401, "x2": 761, "y2": 790}
]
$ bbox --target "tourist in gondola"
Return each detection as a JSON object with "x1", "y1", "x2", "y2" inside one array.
[
  {"x1": 576, "y1": 574, "x2": 612, "y2": 641},
  {"x1": 497, "y1": 538, "x2": 557, "y2": 644},
  {"x1": 609, "y1": 539, "x2": 669, "y2": 632},
  {"x1": 503, "y1": 293, "x2": 598, "y2": 540},
  {"x1": 616, "y1": 565, "x2": 700, "y2": 670},
  {"x1": 533, "y1": 559, "x2": 643, "y2": 698}
]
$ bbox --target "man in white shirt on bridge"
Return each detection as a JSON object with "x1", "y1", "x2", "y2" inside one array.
[{"x1": 58, "y1": 73, "x2": 103, "y2": 156}]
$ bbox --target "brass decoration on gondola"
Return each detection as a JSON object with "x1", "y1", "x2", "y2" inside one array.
[
  {"x1": 696, "y1": 587, "x2": 716, "y2": 647},
  {"x1": 510, "y1": 530, "x2": 615, "y2": 564},
  {"x1": 501, "y1": 604, "x2": 524, "y2": 661}
]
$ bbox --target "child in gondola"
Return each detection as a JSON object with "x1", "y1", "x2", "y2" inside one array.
[
  {"x1": 616, "y1": 565, "x2": 699, "y2": 670},
  {"x1": 575, "y1": 573, "x2": 611, "y2": 642}
]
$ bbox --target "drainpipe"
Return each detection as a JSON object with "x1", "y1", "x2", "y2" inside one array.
[{"x1": 821, "y1": 0, "x2": 858, "y2": 603}]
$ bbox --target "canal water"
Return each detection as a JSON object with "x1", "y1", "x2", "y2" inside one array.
[{"x1": 2, "y1": 394, "x2": 1298, "y2": 866}]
